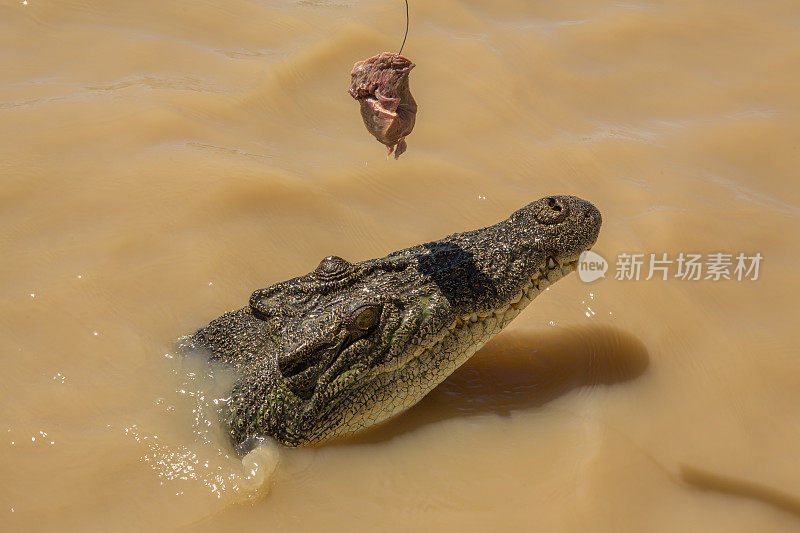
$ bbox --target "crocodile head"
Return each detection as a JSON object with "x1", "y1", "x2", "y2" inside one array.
[{"x1": 183, "y1": 195, "x2": 601, "y2": 448}]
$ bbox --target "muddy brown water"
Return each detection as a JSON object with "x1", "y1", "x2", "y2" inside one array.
[{"x1": 2, "y1": 0, "x2": 800, "y2": 531}]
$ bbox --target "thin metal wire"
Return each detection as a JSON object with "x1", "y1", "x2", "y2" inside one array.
[{"x1": 398, "y1": 0, "x2": 409, "y2": 55}]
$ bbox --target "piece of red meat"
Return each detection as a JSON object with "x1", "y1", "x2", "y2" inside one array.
[{"x1": 348, "y1": 52, "x2": 417, "y2": 159}]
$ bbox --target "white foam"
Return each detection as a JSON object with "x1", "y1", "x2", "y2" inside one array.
[{"x1": 239, "y1": 439, "x2": 282, "y2": 492}]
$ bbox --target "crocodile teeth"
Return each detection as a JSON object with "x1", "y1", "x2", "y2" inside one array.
[{"x1": 424, "y1": 257, "x2": 577, "y2": 365}]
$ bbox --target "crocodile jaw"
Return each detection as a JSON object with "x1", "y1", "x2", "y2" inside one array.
[{"x1": 308, "y1": 260, "x2": 577, "y2": 442}]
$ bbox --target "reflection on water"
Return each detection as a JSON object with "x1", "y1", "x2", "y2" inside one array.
[
  {"x1": 347, "y1": 325, "x2": 649, "y2": 444},
  {"x1": 2, "y1": 0, "x2": 800, "y2": 530}
]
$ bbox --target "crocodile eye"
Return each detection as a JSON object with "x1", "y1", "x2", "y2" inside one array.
[
  {"x1": 314, "y1": 255, "x2": 352, "y2": 281},
  {"x1": 351, "y1": 304, "x2": 381, "y2": 332}
]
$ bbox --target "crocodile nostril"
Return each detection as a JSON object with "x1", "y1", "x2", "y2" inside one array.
[
  {"x1": 535, "y1": 197, "x2": 569, "y2": 225},
  {"x1": 546, "y1": 197, "x2": 563, "y2": 211}
]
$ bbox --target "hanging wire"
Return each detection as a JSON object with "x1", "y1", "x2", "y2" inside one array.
[{"x1": 398, "y1": 0, "x2": 409, "y2": 55}]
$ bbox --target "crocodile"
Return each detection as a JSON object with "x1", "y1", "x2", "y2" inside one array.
[{"x1": 182, "y1": 195, "x2": 601, "y2": 449}]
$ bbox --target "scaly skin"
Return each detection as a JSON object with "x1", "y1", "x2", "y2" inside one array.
[{"x1": 181, "y1": 196, "x2": 601, "y2": 449}]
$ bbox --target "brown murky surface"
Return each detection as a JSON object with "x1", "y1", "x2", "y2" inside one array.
[{"x1": 2, "y1": 0, "x2": 800, "y2": 530}]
